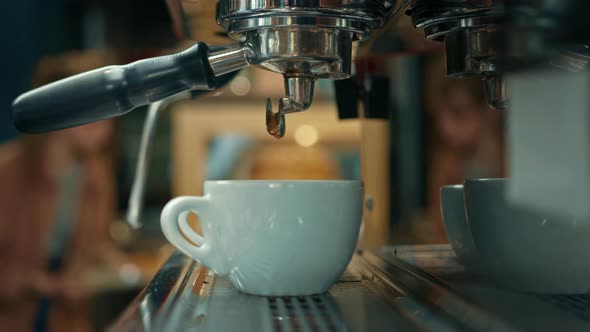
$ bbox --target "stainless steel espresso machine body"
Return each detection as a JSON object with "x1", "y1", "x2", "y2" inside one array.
[
  {"x1": 12, "y1": 0, "x2": 590, "y2": 331},
  {"x1": 12, "y1": 0, "x2": 395, "y2": 228},
  {"x1": 12, "y1": 0, "x2": 394, "y2": 138}
]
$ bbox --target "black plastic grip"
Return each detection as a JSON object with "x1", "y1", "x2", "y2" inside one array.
[{"x1": 12, "y1": 42, "x2": 215, "y2": 133}]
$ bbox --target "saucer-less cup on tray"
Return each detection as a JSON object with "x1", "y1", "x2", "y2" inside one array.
[
  {"x1": 440, "y1": 184, "x2": 478, "y2": 266},
  {"x1": 160, "y1": 180, "x2": 364, "y2": 296},
  {"x1": 464, "y1": 178, "x2": 590, "y2": 294}
]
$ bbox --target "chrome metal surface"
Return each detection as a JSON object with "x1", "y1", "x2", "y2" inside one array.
[
  {"x1": 409, "y1": 0, "x2": 501, "y2": 40},
  {"x1": 215, "y1": 0, "x2": 394, "y2": 136},
  {"x1": 409, "y1": 0, "x2": 590, "y2": 62},
  {"x1": 355, "y1": 251, "x2": 519, "y2": 332},
  {"x1": 216, "y1": 0, "x2": 393, "y2": 40},
  {"x1": 107, "y1": 252, "x2": 193, "y2": 331},
  {"x1": 444, "y1": 28, "x2": 501, "y2": 77},
  {"x1": 249, "y1": 27, "x2": 350, "y2": 136},
  {"x1": 407, "y1": 0, "x2": 590, "y2": 110},
  {"x1": 247, "y1": 29, "x2": 353, "y2": 79},
  {"x1": 380, "y1": 245, "x2": 590, "y2": 331},
  {"x1": 110, "y1": 246, "x2": 590, "y2": 331},
  {"x1": 266, "y1": 98, "x2": 286, "y2": 138},
  {"x1": 422, "y1": 16, "x2": 499, "y2": 41},
  {"x1": 442, "y1": 26, "x2": 509, "y2": 109},
  {"x1": 407, "y1": 0, "x2": 506, "y2": 109},
  {"x1": 265, "y1": 76, "x2": 315, "y2": 137},
  {"x1": 550, "y1": 49, "x2": 590, "y2": 73},
  {"x1": 208, "y1": 43, "x2": 253, "y2": 77},
  {"x1": 282, "y1": 76, "x2": 315, "y2": 113},
  {"x1": 126, "y1": 93, "x2": 189, "y2": 229},
  {"x1": 247, "y1": 27, "x2": 352, "y2": 136},
  {"x1": 109, "y1": 251, "x2": 418, "y2": 331},
  {"x1": 537, "y1": 294, "x2": 590, "y2": 321},
  {"x1": 482, "y1": 72, "x2": 508, "y2": 110}
]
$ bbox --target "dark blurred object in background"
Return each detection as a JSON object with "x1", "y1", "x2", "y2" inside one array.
[
  {"x1": 1, "y1": 0, "x2": 177, "y2": 144},
  {"x1": 423, "y1": 54, "x2": 506, "y2": 242},
  {"x1": 0, "y1": 49, "x2": 123, "y2": 332},
  {"x1": 0, "y1": 1, "x2": 181, "y2": 331}
]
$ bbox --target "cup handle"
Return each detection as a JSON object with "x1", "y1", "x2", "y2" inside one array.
[{"x1": 160, "y1": 196, "x2": 217, "y2": 271}]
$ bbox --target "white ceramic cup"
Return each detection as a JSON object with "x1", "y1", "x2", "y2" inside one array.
[
  {"x1": 464, "y1": 178, "x2": 590, "y2": 293},
  {"x1": 440, "y1": 184, "x2": 477, "y2": 266},
  {"x1": 160, "y1": 180, "x2": 364, "y2": 296}
]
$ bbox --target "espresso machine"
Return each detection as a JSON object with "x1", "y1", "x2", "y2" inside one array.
[{"x1": 12, "y1": 0, "x2": 590, "y2": 331}]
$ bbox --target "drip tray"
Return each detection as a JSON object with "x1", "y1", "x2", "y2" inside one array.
[
  {"x1": 193, "y1": 276, "x2": 396, "y2": 332},
  {"x1": 145, "y1": 262, "x2": 416, "y2": 332},
  {"x1": 109, "y1": 247, "x2": 590, "y2": 331}
]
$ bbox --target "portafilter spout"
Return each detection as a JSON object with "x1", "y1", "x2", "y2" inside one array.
[
  {"x1": 266, "y1": 76, "x2": 315, "y2": 138},
  {"x1": 217, "y1": 0, "x2": 394, "y2": 137}
]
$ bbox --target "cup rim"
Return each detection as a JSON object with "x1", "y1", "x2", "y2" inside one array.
[
  {"x1": 441, "y1": 184, "x2": 463, "y2": 190},
  {"x1": 464, "y1": 178, "x2": 510, "y2": 183},
  {"x1": 205, "y1": 180, "x2": 363, "y2": 185}
]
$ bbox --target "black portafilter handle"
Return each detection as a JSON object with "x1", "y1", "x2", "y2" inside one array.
[{"x1": 12, "y1": 42, "x2": 216, "y2": 133}]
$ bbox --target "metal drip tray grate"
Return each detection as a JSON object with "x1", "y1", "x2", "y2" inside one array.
[
  {"x1": 194, "y1": 273, "x2": 391, "y2": 332},
  {"x1": 537, "y1": 294, "x2": 590, "y2": 321},
  {"x1": 379, "y1": 245, "x2": 590, "y2": 332},
  {"x1": 268, "y1": 296, "x2": 344, "y2": 332},
  {"x1": 110, "y1": 248, "x2": 590, "y2": 332},
  {"x1": 109, "y1": 253, "x2": 419, "y2": 332}
]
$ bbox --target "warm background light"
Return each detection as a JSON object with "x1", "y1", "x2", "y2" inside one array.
[
  {"x1": 229, "y1": 75, "x2": 252, "y2": 96},
  {"x1": 294, "y1": 124, "x2": 319, "y2": 147}
]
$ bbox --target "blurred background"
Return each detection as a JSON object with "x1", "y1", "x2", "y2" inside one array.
[{"x1": 0, "y1": 0, "x2": 505, "y2": 331}]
